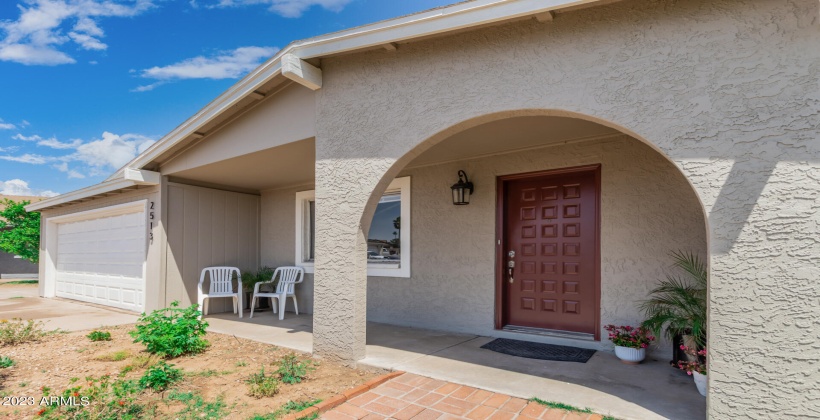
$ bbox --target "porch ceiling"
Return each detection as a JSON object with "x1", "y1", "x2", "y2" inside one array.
[
  {"x1": 168, "y1": 137, "x2": 315, "y2": 192},
  {"x1": 406, "y1": 116, "x2": 621, "y2": 168}
]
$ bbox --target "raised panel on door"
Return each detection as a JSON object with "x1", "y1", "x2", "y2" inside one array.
[{"x1": 501, "y1": 167, "x2": 599, "y2": 336}]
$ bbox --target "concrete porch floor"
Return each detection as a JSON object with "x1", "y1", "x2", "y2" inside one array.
[{"x1": 207, "y1": 312, "x2": 705, "y2": 420}]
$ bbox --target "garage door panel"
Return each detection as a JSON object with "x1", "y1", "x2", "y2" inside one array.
[{"x1": 55, "y1": 209, "x2": 146, "y2": 312}]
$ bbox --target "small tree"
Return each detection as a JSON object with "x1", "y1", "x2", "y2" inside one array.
[{"x1": 0, "y1": 199, "x2": 39, "y2": 264}]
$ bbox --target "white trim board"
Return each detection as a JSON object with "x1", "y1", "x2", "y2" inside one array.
[{"x1": 295, "y1": 177, "x2": 411, "y2": 278}]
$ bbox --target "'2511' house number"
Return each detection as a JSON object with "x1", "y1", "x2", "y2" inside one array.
[{"x1": 148, "y1": 201, "x2": 155, "y2": 243}]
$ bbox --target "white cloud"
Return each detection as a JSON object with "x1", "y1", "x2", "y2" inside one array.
[
  {"x1": 0, "y1": 154, "x2": 53, "y2": 164},
  {"x1": 13, "y1": 133, "x2": 81, "y2": 149},
  {"x1": 38, "y1": 137, "x2": 83, "y2": 149},
  {"x1": 0, "y1": 119, "x2": 16, "y2": 130},
  {"x1": 0, "y1": 0, "x2": 156, "y2": 66},
  {"x1": 135, "y1": 46, "x2": 277, "y2": 90},
  {"x1": 0, "y1": 179, "x2": 58, "y2": 197},
  {"x1": 130, "y1": 81, "x2": 164, "y2": 92},
  {"x1": 73, "y1": 131, "x2": 155, "y2": 169},
  {"x1": 54, "y1": 162, "x2": 86, "y2": 178},
  {"x1": 3, "y1": 131, "x2": 156, "y2": 179},
  {"x1": 211, "y1": 0, "x2": 351, "y2": 18}
]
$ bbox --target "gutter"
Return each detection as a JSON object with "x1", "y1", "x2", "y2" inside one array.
[{"x1": 26, "y1": 169, "x2": 160, "y2": 212}]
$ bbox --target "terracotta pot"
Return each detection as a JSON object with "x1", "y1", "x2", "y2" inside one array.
[
  {"x1": 614, "y1": 346, "x2": 646, "y2": 364},
  {"x1": 692, "y1": 371, "x2": 707, "y2": 396}
]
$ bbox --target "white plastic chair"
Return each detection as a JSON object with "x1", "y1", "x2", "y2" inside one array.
[
  {"x1": 197, "y1": 267, "x2": 243, "y2": 319},
  {"x1": 250, "y1": 266, "x2": 304, "y2": 320}
]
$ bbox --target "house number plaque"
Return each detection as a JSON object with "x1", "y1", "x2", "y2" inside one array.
[{"x1": 148, "y1": 201, "x2": 155, "y2": 244}]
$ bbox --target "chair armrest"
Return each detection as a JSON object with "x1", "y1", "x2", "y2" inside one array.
[{"x1": 198, "y1": 269, "x2": 208, "y2": 294}]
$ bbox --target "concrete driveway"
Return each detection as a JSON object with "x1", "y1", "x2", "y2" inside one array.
[{"x1": 0, "y1": 279, "x2": 138, "y2": 331}]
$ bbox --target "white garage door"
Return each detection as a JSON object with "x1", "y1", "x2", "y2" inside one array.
[{"x1": 55, "y1": 209, "x2": 146, "y2": 312}]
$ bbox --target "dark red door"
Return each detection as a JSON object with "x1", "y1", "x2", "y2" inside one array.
[{"x1": 500, "y1": 167, "x2": 599, "y2": 335}]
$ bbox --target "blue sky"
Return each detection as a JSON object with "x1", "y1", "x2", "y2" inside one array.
[{"x1": 0, "y1": 0, "x2": 454, "y2": 197}]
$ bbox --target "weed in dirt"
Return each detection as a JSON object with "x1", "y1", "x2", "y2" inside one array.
[
  {"x1": 0, "y1": 318, "x2": 46, "y2": 346},
  {"x1": 87, "y1": 330, "x2": 112, "y2": 341},
  {"x1": 18, "y1": 382, "x2": 27, "y2": 387},
  {"x1": 8, "y1": 296, "x2": 23, "y2": 299},
  {"x1": 167, "y1": 390, "x2": 196, "y2": 402},
  {"x1": 236, "y1": 360, "x2": 248, "y2": 367},
  {"x1": 277, "y1": 354, "x2": 314, "y2": 384},
  {"x1": 139, "y1": 361, "x2": 183, "y2": 392},
  {"x1": 95, "y1": 350, "x2": 131, "y2": 362},
  {"x1": 128, "y1": 354, "x2": 161, "y2": 369},
  {"x1": 69, "y1": 377, "x2": 79, "y2": 383},
  {"x1": 130, "y1": 301, "x2": 209, "y2": 358},
  {"x1": 2, "y1": 280, "x2": 37, "y2": 285},
  {"x1": 37, "y1": 373, "x2": 152, "y2": 419},
  {"x1": 0, "y1": 356, "x2": 14, "y2": 368},
  {"x1": 167, "y1": 391, "x2": 227, "y2": 420},
  {"x1": 245, "y1": 367, "x2": 280, "y2": 398},
  {"x1": 248, "y1": 399, "x2": 322, "y2": 420},
  {"x1": 191, "y1": 369, "x2": 233, "y2": 377},
  {"x1": 298, "y1": 413, "x2": 319, "y2": 420}
]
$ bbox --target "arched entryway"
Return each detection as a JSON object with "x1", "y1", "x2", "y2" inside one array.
[{"x1": 358, "y1": 112, "x2": 708, "y2": 348}]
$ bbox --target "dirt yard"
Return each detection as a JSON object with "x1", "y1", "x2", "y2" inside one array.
[{"x1": 0, "y1": 324, "x2": 385, "y2": 419}]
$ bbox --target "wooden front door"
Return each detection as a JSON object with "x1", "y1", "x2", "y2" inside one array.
[{"x1": 497, "y1": 166, "x2": 600, "y2": 336}]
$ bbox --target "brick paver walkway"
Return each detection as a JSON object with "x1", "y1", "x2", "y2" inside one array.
[{"x1": 321, "y1": 373, "x2": 604, "y2": 420}]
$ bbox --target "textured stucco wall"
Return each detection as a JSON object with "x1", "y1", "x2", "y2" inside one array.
[
  {"x1": 38, "y1": 186, "x2": 163, "y2": 311},
  {"x1": 312, "y1": 0, "x2": 820, "y2": 417},
  {"x1": 260, "y1": 186, "x2": 315, "y2": 314},
  {"x1": 367, "y1": 135, "x2": 706, "y2": 352}
]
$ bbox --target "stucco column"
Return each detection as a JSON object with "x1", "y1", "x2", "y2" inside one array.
[{"x1": 312, "y1": 156, "x2": 393, "y2": 362}]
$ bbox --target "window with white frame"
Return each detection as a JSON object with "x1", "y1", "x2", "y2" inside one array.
[{"x1": 295, "y1": 177, "x2": 411, "y2": 277}]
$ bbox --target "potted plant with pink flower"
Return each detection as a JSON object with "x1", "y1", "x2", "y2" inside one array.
[
  {"x1": 677, "y1": 345, "x2": 707, "y2": 396},
  {"x1": 604, "y1": 324, "x2": 654, "y2": 364}
]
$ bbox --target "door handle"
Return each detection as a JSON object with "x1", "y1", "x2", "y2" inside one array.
[{"x1": 507, "y1": 260, "x2": 515, "y2": 284}]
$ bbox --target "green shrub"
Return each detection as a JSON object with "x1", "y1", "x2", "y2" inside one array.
[
  {"x1": 277, "y1": 354, "x2": 314, "y2": 384},
  {"x1": 246, "y1": 367, "x2": 279, "y2": 398},
  {"x1": 0, "y1": 318, "x2": 46, "y2": 346},
  {"x1": 139, "y1": 361, "x2": 183, "y2": 392},
  {"x1": 87, "y1": 330, "x2": 112, "y2": 342},
  {"x1": 129, "y1": 301, "x2": 209, "y2": 358},
  {"x1": 0, "y1": 356, "x2": 13, "y2": 368}
]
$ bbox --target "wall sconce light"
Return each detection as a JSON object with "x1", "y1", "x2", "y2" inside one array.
[{"x1": 451, "y1": 170, "x2": 474, "y2": 205}]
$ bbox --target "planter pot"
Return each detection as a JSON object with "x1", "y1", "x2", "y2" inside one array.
[
  {"x1": 692, "y1": 371, "x2": 707, "y2": 396},
  {"x1": 614, "y1": 346, "x2": 646, "y2": 364}
]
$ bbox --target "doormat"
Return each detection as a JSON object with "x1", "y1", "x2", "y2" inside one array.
[{"x1": 480, "y1": 338, "x2": 596, "y2": 363}]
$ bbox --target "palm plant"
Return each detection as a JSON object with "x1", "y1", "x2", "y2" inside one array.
[
  {"x1": 241, "y1": 266, "x2": 276, "y2": 293},
  {"x1": 640, "y1": 251, "x2": 707, "y2": 347}
]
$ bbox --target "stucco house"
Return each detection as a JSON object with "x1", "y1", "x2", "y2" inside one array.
[{"x1": 25, "y1": 0, "x2": 819, "y2": 417}]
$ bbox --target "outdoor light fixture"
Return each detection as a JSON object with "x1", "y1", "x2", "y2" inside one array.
[{"x1": 451, "y1": 170, "x2": 474, "y2": 205}]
